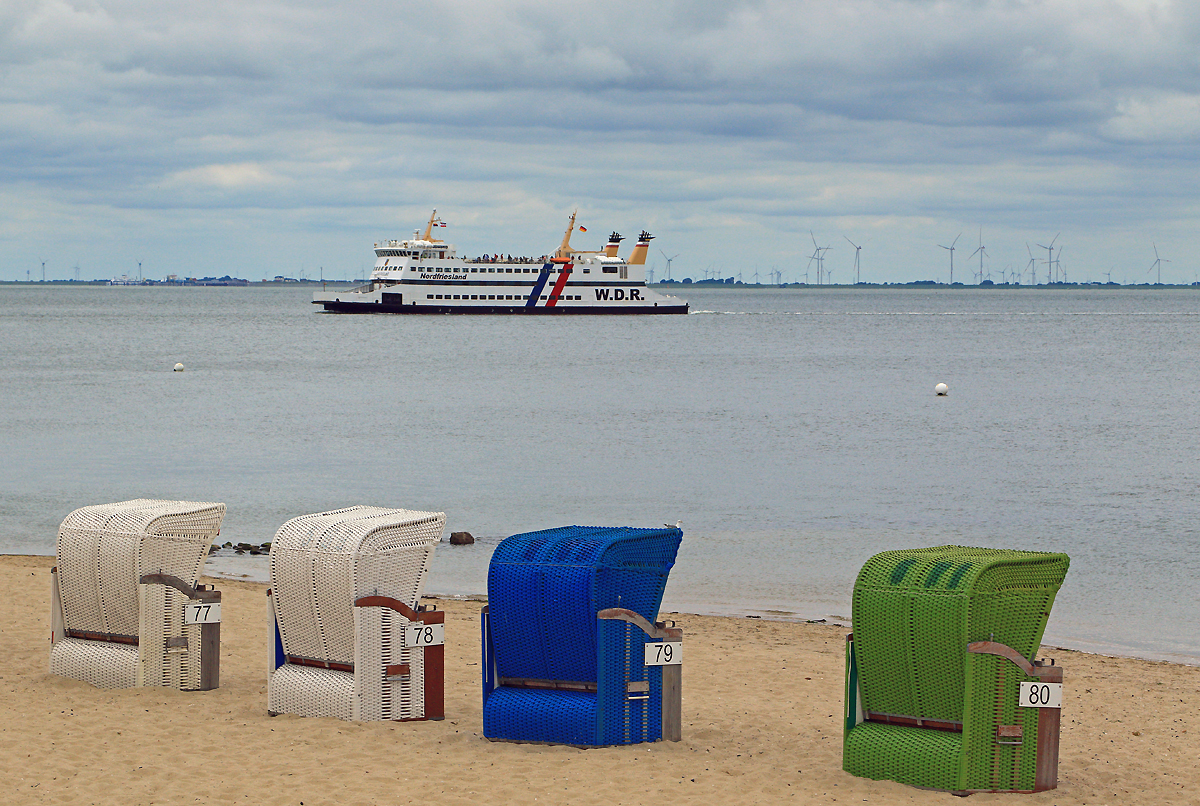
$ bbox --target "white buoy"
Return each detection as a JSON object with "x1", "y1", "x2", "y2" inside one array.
[
  {"x1": 173, "y1": 363, "x2": 185, "y2": 372},
  {"x1": 935, "y1": 382, "x2": 948, "y2": 396}
]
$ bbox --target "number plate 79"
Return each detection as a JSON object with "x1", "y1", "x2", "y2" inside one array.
[{"x1": 644, "y1": 641, "x2": 682, "y2": 666}]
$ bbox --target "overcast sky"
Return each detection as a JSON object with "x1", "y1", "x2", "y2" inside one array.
[{"x1": 2, "y1": 0, "x2": 1199, "y2": 284}]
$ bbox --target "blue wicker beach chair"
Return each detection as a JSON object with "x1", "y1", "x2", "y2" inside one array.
[
  {"x1": 481, "y1": 525, "x2": 684, "y2": 746},
  {"x1": 843, "y1": 546, "x2": 1070, "y2": 794}
]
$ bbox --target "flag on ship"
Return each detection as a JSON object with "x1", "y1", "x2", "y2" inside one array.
[{"x1": 578, "y1": 225, "x2": 587, "y2": 232}]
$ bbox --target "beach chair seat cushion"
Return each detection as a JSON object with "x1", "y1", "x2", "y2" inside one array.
[
  {"x1": 483, "y1": 687, "x2": 599, "y2": 746},
  {"x1": 268, "y1": 664, "x2": 355, "y2": 720},
  {"x1": 49, "y1": 638, "x2": 139, "y2": 689},
  {"x1": 843, "y1": 722, "x2": 964, "y2": 791}
]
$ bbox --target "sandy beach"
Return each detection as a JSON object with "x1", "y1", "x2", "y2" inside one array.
[{"x1": 2, "y1": 553, "x2": 1195, "y2": 805}]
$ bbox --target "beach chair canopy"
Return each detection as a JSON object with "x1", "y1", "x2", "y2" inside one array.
[
  {"x1": 483, "y1": 524, "x2": 683, "y2": 746},
  {"x1": 844, "y1": 545, "x2": 1070, "y2": 793},
  {"x1": 267, "y1": 505, "x2": 446, "y2": 722},
  {"x1": 50, "y1": 498, "x2": 226, "y2": 689}
]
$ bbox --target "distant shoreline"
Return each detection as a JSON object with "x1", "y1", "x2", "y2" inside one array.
[{"x1": 652, "y1": 280, "x2": 1200, "y2": 290}]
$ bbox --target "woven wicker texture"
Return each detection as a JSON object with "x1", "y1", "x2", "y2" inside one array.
[
  {"x1": 48, "y1": 638, "x2": 139, "y2": 688},
  {"x1": 487, "y1": 525, "x2": 681, "y2": 682},
  {"x1": 55, "y1": 499, "x2": 225, "y2": 639},
  {"x1": 483, "y1": 525, "x2": 682, "y2": 745},
  {"x1": 267, "y1": 506, "x2": 445, "y2": 721},
  {"x1": 50, "y1": 499, "x2": 225, "y2": 690},
  {"x1": 844, "y1": 545, "x2": 1069, "y2": 791},
  {"x1": 268, "y1": 664, "x2": 355, "y2": 720}
]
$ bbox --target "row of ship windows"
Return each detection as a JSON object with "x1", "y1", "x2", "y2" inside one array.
[
  {"x1": 381, "y1": 264, "x2": 628, "y2": 276},
  {"x1": 428, "y1": 294, "x2": 582, "y2": 301},
  {"x1": 388, "y1": 266, "x2": 594, "y2": 274}
]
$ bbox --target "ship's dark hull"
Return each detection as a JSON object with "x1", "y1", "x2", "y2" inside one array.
[{"x1": 315, "y1": 301, "x2": 688, "y2": 315}]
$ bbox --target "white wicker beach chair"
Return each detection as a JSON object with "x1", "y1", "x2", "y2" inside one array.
[
  {"x1": 266, "y1": 506, "x2": 447, "y2": 722},
  {"x1": 49, "y1": 499, "x2": 227, "y2": 690}
]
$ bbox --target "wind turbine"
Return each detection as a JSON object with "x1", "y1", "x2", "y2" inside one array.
[
  {"x1": 1037, "y1": 233, "x2": 1059, "y2": 284},
  {"x1": 810, "y1": 233, "x2": 832, "y2": 285},
  {"x1": 660, "y1": 250, "x2": 679, "y2": 281},
  {"x1": 1150, "y1": 244, "x2": 1170, "y2": 285},
  {"x1": 810, "y1": 232, "x2": 823, "y2": 285},
  {"x1": 1026, "y1": 244, "x2": 1037, "y2": 285},
  {"x1": 968, "y1": 229, "x2": 986, "y2": 283},
  {"x1": 939, "y1": 232, "x2": 962, "y2": 283},
  {"x1": 845, "y1": 236, "x2": 862, "y2": 284}
]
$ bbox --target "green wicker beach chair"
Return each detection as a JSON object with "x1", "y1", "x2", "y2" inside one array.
[{"x1": 843, "y1": 546, "x2": 1069, "y2": 794}]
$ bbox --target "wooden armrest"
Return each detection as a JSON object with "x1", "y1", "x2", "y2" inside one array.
[
  {"x1": 354, "y1": 595, "x2": 420, "y2": 620},
  {"x1": 967, "y1": 641, "x2": 1062, "y2": 681},
  {"x1": 597, "y1": 608, "x2": 683, "y2": 641},
  {"x1": 139, "y1": 573, "x2": 220, "y2": 602}
]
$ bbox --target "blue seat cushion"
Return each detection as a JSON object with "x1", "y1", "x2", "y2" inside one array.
[{"x1": 483, "y1": 687, "x2": 599, "y2": 746}]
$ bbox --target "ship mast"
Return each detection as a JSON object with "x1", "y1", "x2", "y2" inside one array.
[
  {"x1": 422, "y1": 210, "x2": 445, "y2": 243},
  {"x1": 555, "y1": 211, "x2": 578, "y2": 260}
]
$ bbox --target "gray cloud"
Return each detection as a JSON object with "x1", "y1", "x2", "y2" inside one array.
[{"x1": 2, "y1": 1, "x2": 1199, "y2": 282}]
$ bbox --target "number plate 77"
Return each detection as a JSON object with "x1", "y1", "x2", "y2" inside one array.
[{"x1": 644, "y1": 641, "x2": 682, "y2": 666}]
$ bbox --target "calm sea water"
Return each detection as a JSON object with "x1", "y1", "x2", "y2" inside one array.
[{"x1": 3, "y1": 284, "x2": 1198, "y2": 663}]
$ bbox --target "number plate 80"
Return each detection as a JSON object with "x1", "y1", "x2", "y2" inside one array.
[{"x1": 1019, "y1": 681, "x2": 1062, "y2": 708}]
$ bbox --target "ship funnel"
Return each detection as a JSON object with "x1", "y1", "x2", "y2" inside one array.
[
  {"x1": 628, "y1": 230, "x2": 654, "y2": 265},
  {"x1": 604, "y1": 232, "x2": 624, "y2": 258}
]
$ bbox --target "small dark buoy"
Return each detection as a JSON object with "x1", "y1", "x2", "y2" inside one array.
[{"x1": 449, "y1": 531, "x2": 474, "y2": 545}]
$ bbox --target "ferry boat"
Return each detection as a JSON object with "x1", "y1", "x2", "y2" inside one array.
[{"x1": 312, "y1": 211, "x2": 688, "y2": 315}]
